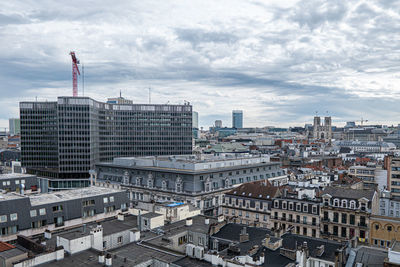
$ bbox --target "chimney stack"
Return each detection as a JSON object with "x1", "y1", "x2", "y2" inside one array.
[
  {"x1": 105, "y1": 253, "x2": 112, "y2": 266},
  {"x1": 98, "y1": 252, "x2": 105, "y2": 264},
  {"x1": 186, "y1": 218, "x2": 193, "y2": 226},
  {"x1": 205, "y1": 218, "x2": 210, "y2": 225},
  {"x1": 239, "y1": 227, "x2": 249, "y2": 243}
]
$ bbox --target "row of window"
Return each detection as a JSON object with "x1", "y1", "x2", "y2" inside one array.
[{"x1": 274, "y1": 201, "x2": 318, "y2": 214}]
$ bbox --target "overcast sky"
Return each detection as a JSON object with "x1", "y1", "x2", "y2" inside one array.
[{"x1": 1, "y1": 0, "x2": 400, "y2": 129}]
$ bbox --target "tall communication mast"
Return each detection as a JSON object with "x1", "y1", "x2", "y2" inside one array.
[{"x1": 69, "y1": 51, "x2": 80, "y2": 97}]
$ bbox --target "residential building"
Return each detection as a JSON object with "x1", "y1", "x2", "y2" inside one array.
[
  {"x1": 0, "y1": 173, "x2": 38, "y2": 193},
  {"x1": 232, "y1": 110, "x2": 243, "y2": 129},
  {"x1": 370, "y1": 215, "x2": 400, "y2": 249},
  {"x1": 379, "y1": 191, "x2": 400, "y2": 218},
  {"x1": 349, "y1": 165, "x2": 386, "y2": 189},
  {"x1": 0, "y1": 186, "x2": 129, "y2": 241},
  {"x1": 8, "y1": 119, "x2": 20, "y2": 136},
  {"x1": 20, "y1": 96, "x2": 192, "y2": 188},
  {"x1": 208, "y1": 224, "x2": 347, "y2": 267},
  {"x1": 271, "y1": 196, "x2": 321, "y2": 238},
  {"x1": 388, "y1": 157, "x2": 400, "y2": 197},
  {"x1": 222, "y1": 180, "x2": 281, "y2": 228},
  {"x1": 93, "y1": 154, "x2": 285, "y2": 216},
  {"x1": 320, "y1": 187, "x2": 378, "y2": 244}
]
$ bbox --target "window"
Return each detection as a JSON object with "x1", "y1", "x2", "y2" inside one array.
[
  {"x1": 296, "y1": 204, "x2": 301, "y2": 211},
  {"x1": 239, "y1": 210, "x2": 242, "y2": 216},
  {"x1": 274, "y1": 201, "x2": 279, "y2": 208},
  {"x1": 21, "y1": 180, "x2": 25, "y2": 184},
  {"x1": 246, "y1": 212, "x2": 249, "y2": 218},
  {"x1": 198, "y1": 237, "x2": 204, "y2": 245},
  {"x1": 341, "y1": 200, "x2": 347, "y2": 208},
  {"x1": 388, "y1": 226, "x2": 393, "y2": 232},
  {"x1": 0, "y1": 215, "x2": 6, "y2": 223},
  {"x1": 30, "y1": 210, "x2": 37, "y2": 217},
  {"x1": 341, "y1": 213, "x2": 347, "y2": 224},
  {"x1": 282, "y1": 202, "x2": 287, "y2": 209},
  {"x1": 39, "y1": 208, "x2": 46, "y2": 216},
  {"x1": 333, "y1": 212, "x2": 339, "y2": 223},
  {"x1": 52, "y1": 205, "x2": 63, "y2": 212},
  {"x1": 103, "y1": 197, "x2": 108, "y2": 204},
  {"x1": 289, "y1": 203, "x2": 293, "y2": 210},
  {"x1": 333, "y1": 199, "x2": 339, "y2": 207},
  {"x1": 350, "y1": 214, "x2": 355, "y2": 225},
  {"x1": 15, "y1": 180, "x2": 19, "y2": 185},
  {"x1": 341, "y1": 227, "x2": 347, "y2": 238},
  {"x1": 375, "y1": 224, "x2": 380, "y2": 230},
  {"x1": 303, "y1": 216, "x2": 307, "y2": 224},
  {"x1": 110, "y1": 196, "x2": 114, "y2": 202},
  {"x1": 303, "y1": 205, "x2": 308, "y2": 213},
  {"x1": 350, "y1": 201, "x2": 356, "y2": 209},
  {"x1": 312, "y1": 206, "x2": 317, "y2": 214},
  {"x1": 10, "y1": 213, "x2": 17, "y2": 221},
  {"x1": 118, "y1": 236, "x2": 123, "y2": 244},
  {"x1": 188, "y1": 234, "x2": 193, "y2": 242}
]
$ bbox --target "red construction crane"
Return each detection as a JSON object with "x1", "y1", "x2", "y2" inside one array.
[{"x1": 69, "y1": 51, "x2": 80, "y2": 97}]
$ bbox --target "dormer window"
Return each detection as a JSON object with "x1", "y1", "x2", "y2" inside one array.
[
  {"x1": 341, "y1": 200, "x2": 347, "y2": 208},
  {"x1": 333, "y1": 199, "x2": 340, "y2": 207},
  {"x1": 274, "y1": 201, "x2": 279, "y2": 208},
  {"x1": 350, "y1": 200, "x2": 356, "y2": 209},
  {"x1": 282, "y1": 202, "x2": 287, "y2": 209}
]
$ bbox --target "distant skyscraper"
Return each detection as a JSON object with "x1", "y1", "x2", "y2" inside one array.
[
  {"x1": 215, "y1": 120, "x2": 222, "y2": 128},
  {"x1": 192, "y1": 111, "x2": 199, "y2": 129},
  {"x1": 20, "y1": 96, "x2": 193, "y2": 189},
  {"x1": 232, "y1": 110, "x2": 243, "y2": 128},
  {"x1": 9, "y1": 118, "x2": 20, "y2": 136}
]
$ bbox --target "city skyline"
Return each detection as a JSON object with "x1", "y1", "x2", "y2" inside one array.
[{"x1": 1, "y1": 0, "x2": 399, "y2": 128}]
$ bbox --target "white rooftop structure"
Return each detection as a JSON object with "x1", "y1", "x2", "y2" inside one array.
[{"x1": 110, "y1": 154, "x2": 272, "y2": 171}]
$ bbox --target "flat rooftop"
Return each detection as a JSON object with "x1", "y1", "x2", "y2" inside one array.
[
  {"x1": 0, "y1": 173, "x2": 36, "y2": 180},
  {"x1": 99, "y1": 154, "x2": 277, "y2": 172},
  {"x1": 39, "y1": 243, "x2": 181, "y2": 267},
  {"x1": 29, "y1": 186, "x2": 124, "y2": 206}
]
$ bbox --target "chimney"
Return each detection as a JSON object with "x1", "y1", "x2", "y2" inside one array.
[
  {"x1": 239, "y1": 227, "x2": 249, "y2": 243},
  {"x1": 186, "y1": 218, "x2": 193, "y2": 226},
  {"x1": 98, "y1": 252, "x2": 105, "y2": 264},
  {"x1": 117, "y1": 213, "x2": 124, "y2": 221},
  {"x1": 105, "y1": 253, "x2": 112, "y2": 266},
  {"x1": 205, "y1": 218, "x2": 210, "y2": 225},
  {"x1": 44, "y1": 230, "x2": 51, "y2": 240},
  {"x1": 264, "y1": 234, "x2": 270, "y2": 246},
  {"x1": 217, "y1": 215, "x2": 224, "y2": 223}
]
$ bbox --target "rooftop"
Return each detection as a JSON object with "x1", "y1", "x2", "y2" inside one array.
[
  {"x1": 0, "y1": 173, "x2": 36, "y2": 180},
  {"x1": 29, "y1": 186, "x2": 124, "y2": 206},
  {"x1": 39, "y1": 243, "x2": 181, "y2": 267},
  {"x1": 321, "y1": 187, "x2": 376, "y2": 201},
  {"x1": 226, "y1": 180, "x2": 280, "y2": 200}
]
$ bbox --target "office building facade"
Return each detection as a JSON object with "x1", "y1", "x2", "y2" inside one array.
[
  {"x1": 8, "y1": 119, "x2": 20, "y2": 136},
  {"x1": 232, "y1": 110, "x2": 243, "y2": 129},
  {"x1": 93, "y1": 154, "x2": 285, "y2": 216},
  {"x1": 20, "y1": 97, "x2": 193, "y2": 184}
]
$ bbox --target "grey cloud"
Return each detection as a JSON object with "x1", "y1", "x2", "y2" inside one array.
[{"x1": 175, "y1": 28, "x2": 239, "y2": 48}]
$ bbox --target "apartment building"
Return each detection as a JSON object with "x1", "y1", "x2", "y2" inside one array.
[
  {"x1": 222, "y1": 180, "x2": 281, "y2": 228},
  {"x1": 270, "y1": 196, "x2": 320, "y2": 238},
  {"x1": 320, "y1": 187, "x2": 378, "y2": 244}
]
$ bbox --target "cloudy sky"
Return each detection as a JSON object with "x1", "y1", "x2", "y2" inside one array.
[{"x1": 1, "y1": 0, "x2": 400, "y2": 129}]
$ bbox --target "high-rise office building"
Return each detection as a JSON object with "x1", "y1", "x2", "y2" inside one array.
[
  {"x1": 192, "y1": 111, "x2": 199, "y2": 129},
  {"x1": 9, "y1": 118, "x2": 20, "y2": 136},
  {"x1": 20, "y1": 96, "x2": 193, "y2": 189},
  {"x1": 232, "y1": 110, "x2": 243, "y2": 129},
  {"x1": 215, "y1": 120, "x2": 222, "y2": 128}
]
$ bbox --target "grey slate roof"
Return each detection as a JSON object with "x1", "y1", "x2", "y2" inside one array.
[{"x1": 321, "y1": 187, "x2": 375, "y2": 201}]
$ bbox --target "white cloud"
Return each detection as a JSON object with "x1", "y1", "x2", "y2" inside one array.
[{"x1": 0, "y1": 0, "x2": 399, "y2": 129}]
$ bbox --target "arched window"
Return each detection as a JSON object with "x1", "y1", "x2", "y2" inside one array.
[
  {"x1": 341, "y1": 200, "x2": 347, "y2": 208},
  {"x1": 333, "y1": 199, "x2": 340, "y2": 207},
  {"x1": 350, "y1": 200, "x2": 356, "y2": 209}
]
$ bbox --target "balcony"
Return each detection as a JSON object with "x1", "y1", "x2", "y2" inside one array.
[{"x1": 358, "y1": 222, "x2": 368, "y2": 228}]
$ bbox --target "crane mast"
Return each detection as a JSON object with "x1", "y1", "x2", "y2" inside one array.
[{"x1": 69, "y1": 51, "x2": 80, "y2": 97}]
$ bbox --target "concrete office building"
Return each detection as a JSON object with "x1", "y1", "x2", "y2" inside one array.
[
  {"x1": 20, "y1": 96, "x2": 192, "y2": 190},
  {"x1": 8, "y1": 119, "x2": 20, "y2": 136},
  {"x1": 0, "y1": 186, "x2": 128, "y2": 241},
  {"x1": 93, "y1": 154, "x2": 285, "y2": 216},
  {"x1": 232, "y1": 110, "x2": 243, "y2": 129},
  {"x1": 215, "y1": 120, "x2": 222, "y2": 128}
]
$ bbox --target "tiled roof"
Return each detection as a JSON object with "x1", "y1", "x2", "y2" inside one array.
[{"x1": 0, "y1": 242, "x2": 15, "y2": 252}]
